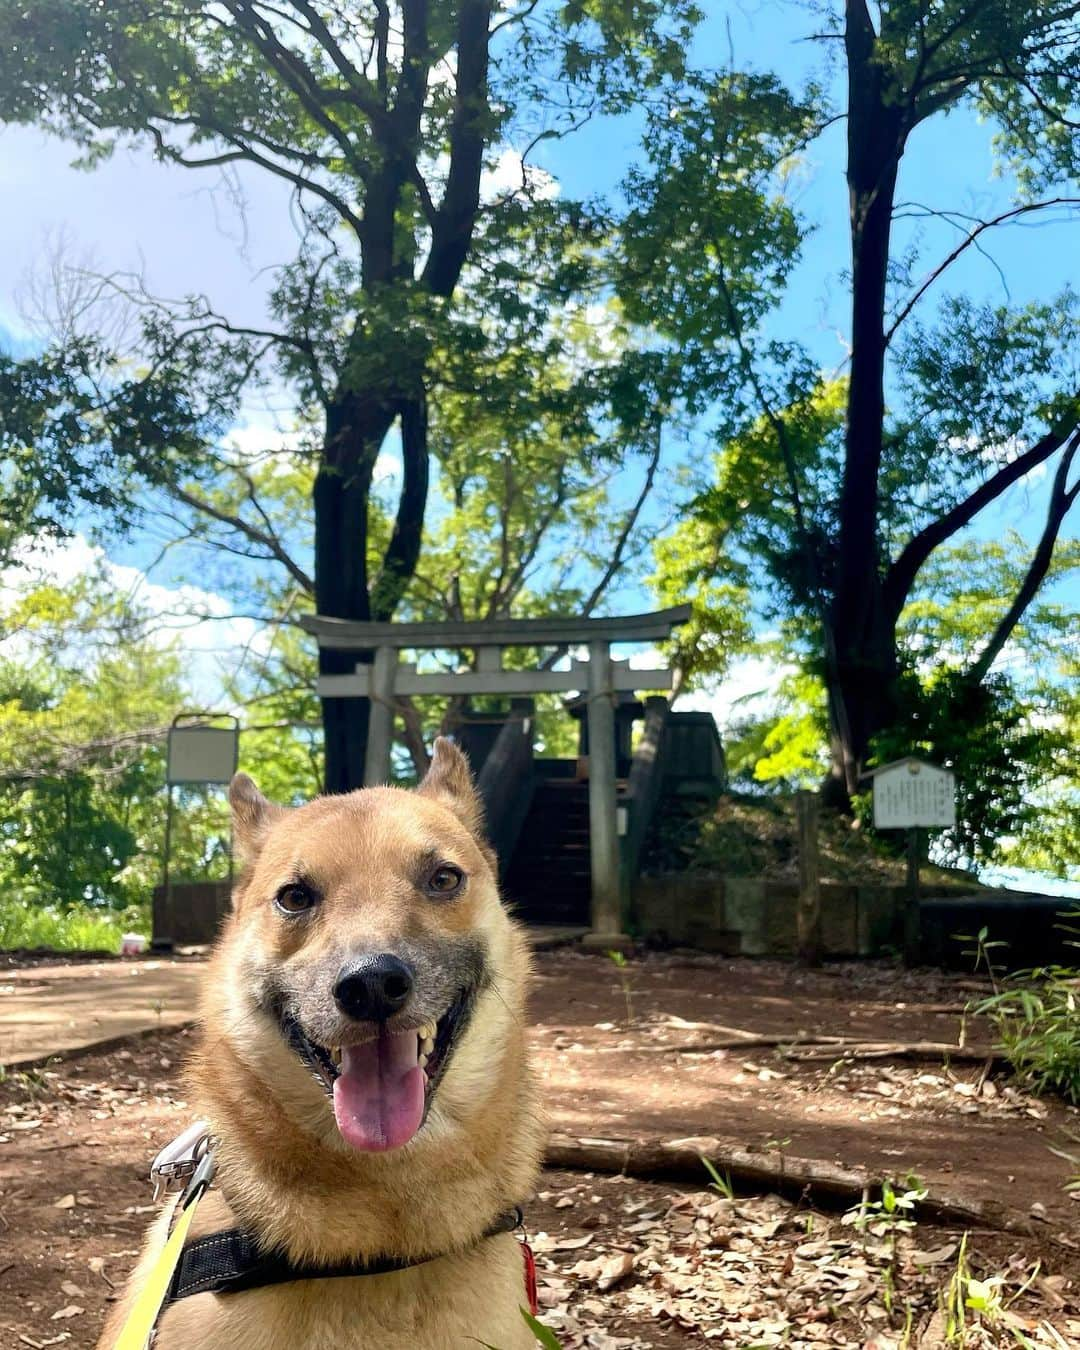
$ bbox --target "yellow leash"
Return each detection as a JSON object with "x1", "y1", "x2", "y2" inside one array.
[{"x1": 112, "y1": 1152, "x2": 215, "y2": 1350}]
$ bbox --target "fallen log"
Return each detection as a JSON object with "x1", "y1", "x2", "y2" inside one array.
[
  {"x1": 636, "y1": 1033, "x2": 852, "y2": 1054},
  {"x1": 544, "y1": 1132, "x2": 1067, "y2": 1243},
  {"x1": 780, "y1": 1041, "x2": 1004, "y2": 1065},
  {"x1": 649, "y1": 1016, "x2": 774, "y2": 1038},
  {"x1": 638, "y1": 1036, "x2": 1002, "y2": 1064}
]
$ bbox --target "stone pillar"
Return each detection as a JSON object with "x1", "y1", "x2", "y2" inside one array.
[
  {"x1": 363, "y1": 646, "x2": 397, "y2": 786},
  {"x1": 583, "y1": 638, "x2": 628, "y2": 946}
]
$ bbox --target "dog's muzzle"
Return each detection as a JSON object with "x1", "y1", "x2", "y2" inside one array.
[{"x1": 275, "y1": 983, "x2": 478, "y2": 1152}]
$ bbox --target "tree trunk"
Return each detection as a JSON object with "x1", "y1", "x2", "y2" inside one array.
[
  {"x1": 315, "y1": 392, "x2": 397, "y2": 794},
  {"x1": 829, "y1": 1, "x2": 907, "y2": 796}
]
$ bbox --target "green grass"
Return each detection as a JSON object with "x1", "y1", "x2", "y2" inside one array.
[{"x1": 0, "y1": 896, "x2": 148, "y2": 953}]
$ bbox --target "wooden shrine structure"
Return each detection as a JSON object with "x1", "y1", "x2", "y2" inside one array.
[{"x1": 301, "y1": 606, "x2": 693, "y2": 941}]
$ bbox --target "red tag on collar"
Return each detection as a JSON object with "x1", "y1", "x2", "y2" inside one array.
[{"x1": 521, "y1": 1240, "x2": 538, "y2": 1316}]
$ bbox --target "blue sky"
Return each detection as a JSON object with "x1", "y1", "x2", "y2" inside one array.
[
  {"x1": 2, "y1": 2, "x2": 1078, "y2": 892},
  {"x1": 1, "y1": 0, "x2": 1078, "y2": 650}
]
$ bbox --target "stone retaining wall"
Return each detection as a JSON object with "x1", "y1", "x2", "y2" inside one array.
[
  {"x1": 634, "y1": 874, "x2": 908, "y2": 958},
  {"x1": 634, "y1": 874, "x2": 1079, "y2": 965}
]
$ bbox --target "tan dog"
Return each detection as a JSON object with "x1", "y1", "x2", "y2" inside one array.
[{"x1": 99, "y1": 740, "x2": 544, "y2": 1349}]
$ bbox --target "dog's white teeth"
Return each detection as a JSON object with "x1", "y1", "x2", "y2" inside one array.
[
  {"x1": 418, "y1": 1052, "x2": 429, "y2": 1069},
  {"x1": 330, "y1": 1047, "x2": 341, "y2": 1067},
  {"x1": 419, "y1": 1036, "x2": 435, "y2": 1055},
  {"x1": 418, "y1": 1021, "x2": 436, "y2": 1041}
]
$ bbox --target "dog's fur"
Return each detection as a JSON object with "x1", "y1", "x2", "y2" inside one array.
[{"x1": 98, "y1": 740, "x2": 544, "y2": 1350}]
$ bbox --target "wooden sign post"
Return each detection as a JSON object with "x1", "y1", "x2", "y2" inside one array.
[
  {"x1": 796, "y1": 789, "x2": 821, "y2": 966},
  {"x1": 868, "y1": 757, "x2": 957, "y2": 965}
]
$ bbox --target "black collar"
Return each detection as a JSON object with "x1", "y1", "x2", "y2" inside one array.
[{"x1": 163, "y1": 1207, "x2": 524, "y2": 1306}]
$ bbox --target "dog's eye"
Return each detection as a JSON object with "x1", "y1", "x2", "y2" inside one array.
[
  {"x1": 275, "y1": 883, "x2": 318, "y2": 915},
  {"x1": 425, "y1": 864, "x2": 464, "y2": 897}
]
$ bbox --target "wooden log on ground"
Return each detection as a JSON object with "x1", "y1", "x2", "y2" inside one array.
[
  {"x1": 639, "y1": 1036, "x2": 1002, "y2": 1063},
  {"x1": 781, "y1": 1041, "x2": 1005, "y2": 1065},
  {"x1": 636, "y1": 1034, "x2": 852, "y2": 1054},
  {"x1": 544, "y1": 1132, "x2": 1058, "y2": 1241}
]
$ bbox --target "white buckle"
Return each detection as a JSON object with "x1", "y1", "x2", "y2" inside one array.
[{"x1": 149, "y1": 1119, "x2": 212, "y2": 1202}]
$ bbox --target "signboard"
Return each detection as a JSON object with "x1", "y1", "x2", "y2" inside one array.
[
  {"x1": 167, "y1": 725, "x2": 238, "y2": 785},
  {"x1": 872, "y1": 758, "x2": 956, "y2": 830}
]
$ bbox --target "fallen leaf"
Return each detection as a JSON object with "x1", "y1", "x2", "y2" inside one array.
[
  {"x1": 53, "y1": 1194, "x2": 76, "y2": 1210},
  {"x1": 911, "y1": 1243, "x2": 958, "y2": 1267},
  {"x1": 50, "y1": 1306, "x2": 83, "y2": 1320},
  {"x1": 596, "y1": 1252, "x2": 636, "y2": 1292}
]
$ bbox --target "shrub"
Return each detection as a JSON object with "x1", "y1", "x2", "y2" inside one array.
[{"x1": 0, "y1": 895, "x2": 147, "y2": 953}]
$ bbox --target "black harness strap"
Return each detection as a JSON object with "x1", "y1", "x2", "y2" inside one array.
[{"x1": 164, "y1": 1207, "x2": 523, "y2": 1306}]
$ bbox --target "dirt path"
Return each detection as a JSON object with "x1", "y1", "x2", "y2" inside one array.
[
  {"x1": 530, "y1": 951, "x2": 1080, "y2": 1233},
  {"x1": 1, "y1": 949, "x2": 1078, "y2": 1346},
  {"x1": 0, "y1": 959, "x2": 200, "y2": 1067}
]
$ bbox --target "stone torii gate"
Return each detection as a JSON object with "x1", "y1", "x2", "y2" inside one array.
[{"x1": 301, "y1": 605, "x2": 691, "y2": 940}]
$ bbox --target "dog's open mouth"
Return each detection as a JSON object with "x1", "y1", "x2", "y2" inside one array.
[{"x1": 276, "y1": 988, "x2": 475, "y2": 1153}]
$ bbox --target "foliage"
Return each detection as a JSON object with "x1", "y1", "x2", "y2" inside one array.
[
  {"x1": 0, "y1": 564, "x2": 232, "y2": 914},
  {"x1": 0, "y1": 0, "x2": 702, "y2": 789},
  {"x1": 631, "y1": 0, "x2": 1080, "y2": 800},
  {"x1": 977, "y1": 955, "x2": 1080, "y2": 1106},
  {"x1": 618, "y1": 70, "x2": 820, "y2": 425},
  {"x1": 867, "y1": 668, "x2": 1055, "y2": 866},
  {"x1": 0, "y1": 896, "x2": 144, "y2": 951}
]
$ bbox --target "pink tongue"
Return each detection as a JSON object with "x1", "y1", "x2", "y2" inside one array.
[{"x1": 332, "y1": 1029, "x2": 425, "y2": 1152}]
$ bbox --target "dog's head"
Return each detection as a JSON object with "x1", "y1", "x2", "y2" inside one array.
[{"x1": 221, "y1": 738, "x2": 516, "y2": 1155}]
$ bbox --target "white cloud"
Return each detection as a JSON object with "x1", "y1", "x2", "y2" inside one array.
[
  {"x1": 679, "y1": 652, "x2": 792, "y2": 735},
  {"x1": 481, "y1": 147, "x2": 560, "y2": 204},
  {"x1": 1, "y1": 535, "x2": 269, "y2": 708}
]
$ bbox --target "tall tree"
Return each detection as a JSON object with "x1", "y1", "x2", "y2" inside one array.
[
  {"x1": 626, "y1": 6, "x2": 1080, "y2": 800},
  {"x1": 0, "y1": 0, "x2": 692, "y2": 790},
  {"x1": 164, "y1": 297, "x2": 669, "y2": 775},
  {"x1": 830, "y1": 0, "x2": 1080, "y2": 797}
]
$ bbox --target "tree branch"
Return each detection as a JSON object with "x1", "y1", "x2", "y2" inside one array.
[
  {"x1": 580, "y1": 429, "x2": 663, "y2": 617},
  {"x1": 221, "y1": 0, "x2": 371, "y2": 178},
  {"x1": 965, "y1": 429, "x2": 1080, "y2": 685},
  {"x1": 886, "y1": 197, "x2": 1080, "y2": 343},
  {"x1": 884, "y1": 414, "x2": 1080, "y2": 618},
  {"x1": 172, "y1": 484, "x2": 314, "y2": 593},
  {"x1": 369, "y1": 392, "x2": 430, "y2": 620},
  {"x1": 422, "y1": 0, "x2": 493, "y2": 296}
]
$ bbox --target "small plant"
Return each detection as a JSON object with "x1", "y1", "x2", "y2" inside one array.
[
  {"x1": 701, "y1": 1155, "x2": 735, "y2": 1201},
  {"x1": 942, "y1": 1234, "x2": 1040, "y2": 1347},
  {"x1": 10, "y1": 1066, "x2": 51, "y2": 1103},
  {"x1": 843, "y1": 1176, "x2": 927, "y2": 1285},
  {"x1": 959, "y1": 926, "x2": 1009, "y2": 993},
  {"x1": 606, "y1": 949, "x2": 635, "y2": 1026},
  {"x1": 475, "y1": 1309, "x2": 564, "y2": 1349},
  {"x1": 1047, "y1": 1128, "x2": 1080, "y2": 1195},
  {"x1": 977, "y1": 965, "x2": 1080, "y2": 1104},
  {"x1": 519, "y1": 1309, "x2": 562, "y2": 1349},
  {"x1": 843, "y1": 1176, "x2": 926, "y2": 1236}
]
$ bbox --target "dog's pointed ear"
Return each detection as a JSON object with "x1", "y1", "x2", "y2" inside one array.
[
  {"x1": 229, "y1": 772, "x2": 284, "y2": 859},
  {"x1": 416, "y1": 737, "x2": 484, "y2": 838}
]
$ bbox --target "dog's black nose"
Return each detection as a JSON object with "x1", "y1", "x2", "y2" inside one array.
[{"x1": 333, "y1": 954, "x2": 415, "y2": 1022}]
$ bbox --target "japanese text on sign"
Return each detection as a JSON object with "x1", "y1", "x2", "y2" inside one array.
[{"x1": 872, "y1": 761, "x2": 956, "y2": 829}]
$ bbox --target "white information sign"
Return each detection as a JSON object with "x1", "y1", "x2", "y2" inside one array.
[
  {"x1": 872, "y1": 758, "x2": 956, "y2": 829},
  {"x1": 167, "y1": 726, "x2": 238, "y2": 785}
]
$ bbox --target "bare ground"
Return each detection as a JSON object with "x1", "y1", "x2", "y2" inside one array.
[{"x1": 1, "y1": 950, "x2": 1078, "y2": 1347}]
